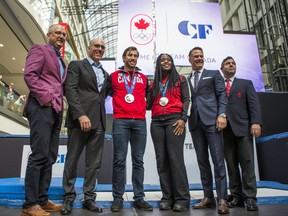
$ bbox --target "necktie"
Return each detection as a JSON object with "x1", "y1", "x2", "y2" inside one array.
[
  {"x1": 226, "y1": 78, "x2": 231, "y2": 96},
  {"x1": 194, "y1": 71, "x2": 199, "y2": 88}
]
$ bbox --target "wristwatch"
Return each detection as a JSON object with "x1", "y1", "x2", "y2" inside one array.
[{"x1": 219, "y1": 113, "x2": 227, "y2": 118}]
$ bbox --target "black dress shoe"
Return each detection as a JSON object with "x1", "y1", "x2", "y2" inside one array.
[
  {"x1": 245, "y1": 198, "x2": 258, "y2": 211},
  {"x1": 61, "y1": 200, "x2": 73, "y2": 215},
  {"x1": 111, "y1": 200, "x2": 123, "y2": 212},
  {"x1": 228, "y1": 197, "x2": 244, "y2": 208},
  {"x1": 159, "y1": 201, "x2": 172, "y2": 210},
  {"x1": 173, "y1": 203, "x2": 189, "y2": 212},
  {"x1": 226, "y1": 194, "x2": 234, "y2": 202},
  {"x1": 133, "y1": 199, "x2": 153, "y2": 211},
  {"x1": 83, "y1": 200, "x2": 103, "y2": 213}
]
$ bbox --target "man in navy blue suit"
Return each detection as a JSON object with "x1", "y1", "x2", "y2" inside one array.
[
  {"x1": 221, "y1": 56, "x2": 262, "y2": 211},
  {"x1": 187, "y1": 47, "x2": 229, "y2": 214}
]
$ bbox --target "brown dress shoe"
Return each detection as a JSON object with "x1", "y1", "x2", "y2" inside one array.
[
  {"x1": 218, "y1": 199, "x2": 229, "y2": 214},
  {"x1": 21, "y1": 204, "x2": 50, "y2": 216},
  {"x1": 41, "y1": 200, "x2": 62, "y2": 212},
  {"x1": 193, "y1": 197, "x2": 216, "y2": 209}
]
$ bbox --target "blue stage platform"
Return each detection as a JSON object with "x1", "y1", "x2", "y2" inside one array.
[{"x1": 0, "y1": 178, "x2": 288, "y2": 208}]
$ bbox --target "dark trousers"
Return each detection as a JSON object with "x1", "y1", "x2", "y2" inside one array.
[
  {"x1": 112, "y1": 118, "x2": 147, "y2": 201},
  {"x1": 150, "y1": 117, "x2": 190, "y2": 204},
  {"x1": 224, "y1": 123, "x2": 257, "y2": 199},
  {"x1": 23, "y1": 97, "x2": 62, "y2": 208},
  {"x1": 62, "y1": 123, "x2": 104, "y2": 201},
  {"x1": 191, "y1": 119, "x2": 227, "y2": 199}
]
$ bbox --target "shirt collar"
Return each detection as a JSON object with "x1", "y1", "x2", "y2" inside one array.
[
  {"x1": 226, "y1": 76, "x2": 235, "y2": 82},
  {"x1": 87, "y1": 57, "x2": 102, "y2": 68},
  {"x1": 50, "y1": 45, "x2": 61, "y2": 57},
  {"x1": 192, "y1": 68, "x2": 204, "y2": 75},
  {"x1": 193, "y1": 68, "x2": 204, "y2": 73}
]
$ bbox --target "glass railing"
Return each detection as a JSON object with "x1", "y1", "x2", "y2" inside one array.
[{"x1": 0, "y1": 85, "x2": 26, "y2": 117}]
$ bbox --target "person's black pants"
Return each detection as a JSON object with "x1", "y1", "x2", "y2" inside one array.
[{"x1": 23, "y1": 97, "x2": 62, "y2": 208}]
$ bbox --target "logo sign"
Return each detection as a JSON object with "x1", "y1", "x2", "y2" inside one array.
[
  {"x1": 178, "y1": 21, "x2": 213, "y2": 39},
  {"x1": 130, "y1": 14, "x2": 154, "y2": 45},
  {"x1": 21, "y1": 145, "x2": 68, "y2": 177}
]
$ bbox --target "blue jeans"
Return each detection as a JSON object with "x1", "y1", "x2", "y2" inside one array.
[{"x1": 112, "y1": 118, "x2": 147, "y2": 201}]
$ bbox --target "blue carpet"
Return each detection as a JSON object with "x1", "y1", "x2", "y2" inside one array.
[{"x1": 0, "y1": 177, "x2": 288, "y2": 208}]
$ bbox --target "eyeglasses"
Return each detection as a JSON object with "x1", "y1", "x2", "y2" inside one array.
[
  {"x1": 95, "y1": 44, "x2": 106, "y2": 50},
  {"x1": 50, "y1": 31, "x2": 67, "y2": 37}
]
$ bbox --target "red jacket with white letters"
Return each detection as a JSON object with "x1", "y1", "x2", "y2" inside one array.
[{"x1": 108, "y1": 69, "x2": 149, "y2": 119}]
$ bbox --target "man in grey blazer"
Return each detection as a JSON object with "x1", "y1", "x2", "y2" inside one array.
[
  {"x1": 61, "y1": 39, "x2": 109, "y2": 215},
  {"x1": 187, "y1": 47, "x2": 229, "y2": 214},
  {"x1": 221, "y1": 56, "x2": 262, "y2": 211}
]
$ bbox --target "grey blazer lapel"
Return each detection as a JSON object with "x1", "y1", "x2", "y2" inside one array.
[
  {"x1": 195, "y1": 69, "x2": 207, "y2": 92},
  {"x1": 230, "y1": 77, "x2": 239, "y2": 95},
  {"x1": 83, "y1": 59, "x2": 99, "y2": 91}
]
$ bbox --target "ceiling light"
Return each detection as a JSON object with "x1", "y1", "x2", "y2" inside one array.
[
  {"x1": 0, "y1": 44, "x2": 4, "y2": 47},
  {"x1": 12, "y1": 57, "x2": 16, "y2": 60}
]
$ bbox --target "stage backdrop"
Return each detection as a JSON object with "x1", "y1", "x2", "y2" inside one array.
[
  {"x1": 118, "y1": 0, "x2": 264, "y2": 185},
  {"x1": 117, "y1": 0, "x2": 264, "y2": 91}
]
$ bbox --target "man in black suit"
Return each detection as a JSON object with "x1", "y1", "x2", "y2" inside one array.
[
  {"x1": 61, "y1": 38, "x2": 109, "y2": 215},
  {"x1": 187, "y1": 47, "x2": 229, "y2": 214},
  {"x1": 221, "y1": 56, "x2": 262, "y2": 211}
]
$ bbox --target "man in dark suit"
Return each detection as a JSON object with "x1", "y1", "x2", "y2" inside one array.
[
  {"x1": 221, "y1": 56, "x2": 262, "y2": 211},
  {"x1": 22, "y1": 24, "x2": 67, "y2": 216},
  {"x1": 187, "y1": 47, "x2": 229, "y2": 214},
  {"x1": 61, "y1": 38, "x2": 109, "y2": 215}
]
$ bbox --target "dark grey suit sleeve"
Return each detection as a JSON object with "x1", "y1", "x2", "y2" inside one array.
[
  {"x1": 246, "y1": 80, "x2": 262, "y2": 125},
  {"x1": 65, "y1": 60, "x2": 85, "y2": 120},
  {"x1": 214, "y1": 70, "x2": 228, "y2": 115}
]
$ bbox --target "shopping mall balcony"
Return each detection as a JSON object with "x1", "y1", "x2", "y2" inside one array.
[{"x1": 0, "y1": 85, "x2": 29, "y2": 134}]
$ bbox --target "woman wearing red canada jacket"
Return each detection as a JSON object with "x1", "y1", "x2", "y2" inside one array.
[{"x1": 147, "y1": 53, "x2": 192, "y2": 212}]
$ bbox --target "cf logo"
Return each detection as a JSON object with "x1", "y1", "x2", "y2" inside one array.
[{"x1": 178, "y1": 21, "x2": 213, "y2": 39}]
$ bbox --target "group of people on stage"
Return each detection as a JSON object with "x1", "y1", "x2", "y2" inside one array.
[{"x1": 21, "y1": 24, "x2": 262, "y2": 216}]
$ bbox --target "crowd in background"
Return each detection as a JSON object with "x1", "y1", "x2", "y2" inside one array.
[{"x1": 0, "y1": 74, "x2": 26, "y2": 115}]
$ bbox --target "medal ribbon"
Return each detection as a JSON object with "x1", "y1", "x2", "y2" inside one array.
[
  {"x1": 123, "y1": 72, "x2": 137, "y2": 94},
  {"x1": 159, "y1": 80, "x2": 169, "y2": 97}
]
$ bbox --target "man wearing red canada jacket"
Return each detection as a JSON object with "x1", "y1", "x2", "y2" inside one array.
[{"x1": 107, "y1": 46, "x2": 153, "y2": 212}]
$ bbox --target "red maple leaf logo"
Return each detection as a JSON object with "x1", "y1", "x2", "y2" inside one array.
[{"x1": 134, "y1": 18, "x2": 150, "y2": 30}]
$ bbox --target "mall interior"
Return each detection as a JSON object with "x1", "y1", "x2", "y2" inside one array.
[{"x1": 0, "y1": 0, "x2": 288, "y2": 215}]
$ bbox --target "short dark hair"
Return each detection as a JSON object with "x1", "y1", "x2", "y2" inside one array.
[
  {"x1": 188, "y1": 47, "x2": 203, "y2": 57},
  {"x1": 221, "y1": 56, "x2": 235, "y2": 69},
  {"x1": 122, "y1": 46, "x2": 139, "y2": 60}
]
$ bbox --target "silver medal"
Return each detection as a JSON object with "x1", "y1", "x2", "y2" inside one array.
[
  {"x1": 125, "y1": 94, "x2": 135, "y2": 103},
  {"x1": 159, "y1": 97, "x2": 169, "y2": 106}
]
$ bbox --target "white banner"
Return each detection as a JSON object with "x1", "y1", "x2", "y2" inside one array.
[
  {"x1": 20, "y1": 145, "x2": 67, "y2": 178},
  {"x1": 127, "y1": 111, "x2": 201, "y2": 185},
  {"x1": 117, "y1": 0, "x2": 264, "y2": 91},
  {"x1": 117, "y1": 0, "x2": 155, "y2": 74}
]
